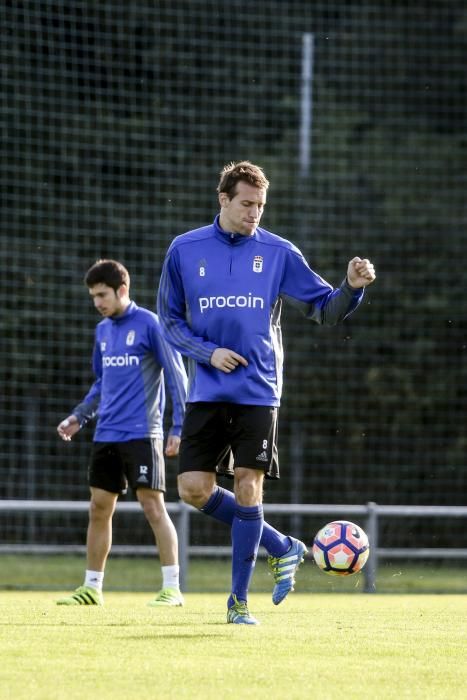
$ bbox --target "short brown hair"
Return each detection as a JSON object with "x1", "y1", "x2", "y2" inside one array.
[
  {"x1": 84, "y1": 259, "x2": 130, "y2": 292},
  {"x1": 217, "y1": 161, "x2": 269, "y2": 200}
]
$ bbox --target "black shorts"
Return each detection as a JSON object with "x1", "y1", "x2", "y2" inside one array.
[
  {"x1": 179, "y1": 403, "x2": 280, "y2": 480},
  {"x1": 89, "y1": 439, "x2": 166, "y2": 495}
]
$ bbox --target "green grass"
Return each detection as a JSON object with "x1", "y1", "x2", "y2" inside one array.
[
  {"x1": 0, "y1": 554, "x2": 466, "y2": 594},
  {"x1": 0, "y1": 592, "x2": 466, "y2": 700}
]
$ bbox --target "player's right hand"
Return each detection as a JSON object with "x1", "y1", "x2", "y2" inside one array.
[
  {"x1": 57, "y1": 415, "x2": 80, "y2": 441},
  {"x1": 210, "y1": 348, "x2": 248, "y2": 373}
]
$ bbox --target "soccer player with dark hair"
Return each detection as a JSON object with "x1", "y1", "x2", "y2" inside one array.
[
  {"x1": 57, "y1": 259, "x2": 188, "y2": 607},
  {"x1": 157, "y1": 161, "x2": 376, "y2": 624}
]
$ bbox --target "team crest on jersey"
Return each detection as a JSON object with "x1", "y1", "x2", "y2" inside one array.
[
  {"x1": 253, "y1": 255, "x2": 263, "y2": 273},
  {"x1": 126, "y1": 330, "x2": 135, "y2": 346}
]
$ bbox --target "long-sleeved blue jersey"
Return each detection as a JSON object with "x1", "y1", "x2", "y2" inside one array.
[
  {"x1": 72, "y1": 301, "x2": 187, "y2": 442},
  {"x1": 157, "y1": 216, "x2": 364, "y2": 407}
]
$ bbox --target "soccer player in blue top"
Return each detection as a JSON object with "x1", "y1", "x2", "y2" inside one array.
[
  {"x1": 56, "y1": 259, "x2": 188, "y2": 607},
  {"x1": 157, "y1": 161, "x2": 376, "y2": 624}
]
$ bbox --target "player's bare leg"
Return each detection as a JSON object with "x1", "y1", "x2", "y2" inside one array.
[
  {"x1": 177, "y1": 471, "x2": 217, "y2": 509},
  {"x1": 56, "y1": 487, "x2": 116, "y2": 605},
  {"x1": 139, "y1": 488, "x2": 184, "y2": 607},
  {"x1": 86, "y1": 487, "x2": 118, "y2": 571}
]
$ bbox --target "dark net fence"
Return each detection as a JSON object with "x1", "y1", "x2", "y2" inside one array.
[{"x1": 1, "y1": 1, "x2": 466, "y2": 554}]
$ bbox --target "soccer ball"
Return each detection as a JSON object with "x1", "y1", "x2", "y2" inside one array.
[{"x1": 312, "y1": 520, "x2": 370, "y2": 576}]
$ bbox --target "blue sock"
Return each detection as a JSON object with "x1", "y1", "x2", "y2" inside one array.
[
  {"x1": 201, "y1": 486, "x2": 291, "y2": 557},
  {"x1": 229, "y1": 504, "x2": 264, "y2": 605}
]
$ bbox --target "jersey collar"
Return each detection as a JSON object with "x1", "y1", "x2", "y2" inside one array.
[
  {"x1": 111, "y1": 300, "x2": 138, "y2": 324},
  {"x1": 213, "y1": 215, "x2": 256, "y2": 245}
]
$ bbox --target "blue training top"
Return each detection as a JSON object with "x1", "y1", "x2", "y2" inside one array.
[
  {"x1": 157, "y1": 216, "x2": 364, "y2": 407},
  {"x1": 72, "y1": 301, "x2": 188, "y2": 442}
]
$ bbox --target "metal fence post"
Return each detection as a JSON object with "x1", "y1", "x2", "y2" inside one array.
[
  {"x1": 177, "y1": 500, "x2": 190, "y2": 592},
  {"x1": 364, "y1": 501, "x2": 378, "y2": 593}
]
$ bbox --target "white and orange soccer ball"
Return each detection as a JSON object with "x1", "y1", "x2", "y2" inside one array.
[{"x1": 312, "y1": 520, "x2": 370, "y2": 576}]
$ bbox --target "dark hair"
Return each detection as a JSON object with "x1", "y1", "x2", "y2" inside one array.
[
  {"x1": 84, "y1": 259, "x2": 130, "y2": 292},
  {"x1": 217, "y1": 160, "x2": 269, "y2": 200}
]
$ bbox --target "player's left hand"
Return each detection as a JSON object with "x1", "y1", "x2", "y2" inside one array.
[
  {"x1": 346, "y1": 257, "x2": 376, "y2": 288},
  {"x1": 165, "y1": 434, "x2": 181, "y2": 457}
]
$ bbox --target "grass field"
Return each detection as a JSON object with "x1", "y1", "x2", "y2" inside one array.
[
  {"x1": 1, "y1": 554, "x2": 466, "y2": 594},
  {"x1": 1, "y1": 591, "x2": 466, "y2": 700},
  {"x1": 1, "y1": 556, "x2": 466, "y2": 699}
]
